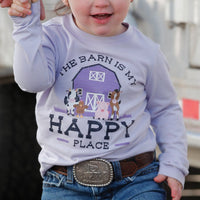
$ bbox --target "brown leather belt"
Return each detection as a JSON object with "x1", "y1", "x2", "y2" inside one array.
[{"x1": 52, "y1": 151, "x2": 154, "y2": 181}]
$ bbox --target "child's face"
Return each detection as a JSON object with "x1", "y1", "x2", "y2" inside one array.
[{"x1": 63, "y1": 0, "x2": 133, "y2": 36}]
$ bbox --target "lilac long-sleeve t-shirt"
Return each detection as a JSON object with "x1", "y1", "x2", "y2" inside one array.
[{"x1": 11, "y1": 1, "x2": 188, "y2": 186}]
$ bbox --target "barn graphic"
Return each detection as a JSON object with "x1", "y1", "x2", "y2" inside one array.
[{"x1": 71, "y1": 64, "x2": 121, "y2": 118}]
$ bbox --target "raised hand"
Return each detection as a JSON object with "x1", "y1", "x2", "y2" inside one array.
[
  {"x1": 1, "y1": 0, "x2": 45, "y2": 20},
  {"x1": 8, "y1": 0, "x2": 32, "y2": 17}
]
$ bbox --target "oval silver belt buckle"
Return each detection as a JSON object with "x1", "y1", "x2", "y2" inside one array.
[{"x1": 73, "y1": 158, "x2": 114, "y2": 187}]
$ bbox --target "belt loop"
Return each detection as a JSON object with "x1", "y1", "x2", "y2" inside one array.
[
  {"x1": 112, "y1": 161, "x2": 122, "y2": 181},
  {"x1": 66, "y1": 166, "x2": 73, "y2": 183}
]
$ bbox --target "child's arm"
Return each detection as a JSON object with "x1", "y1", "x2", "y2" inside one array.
[
  {"x1": 146, "y1": 47, "x2": 189, "y2": 197},
  {"x1": 9, "y1": 0, "x2": 56, "y2": 93}
]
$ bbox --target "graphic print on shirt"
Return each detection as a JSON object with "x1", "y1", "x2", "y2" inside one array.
[
  {"x1": 50, "y1": 56, "x2": 137, "y2": 150},
  {"x1": 108, "y1": 89, "x2": 121, "y2": 120},
  {"x1": 64, "y1": 64, "x2": 122, "y2": 120},
  {"x1": 64, "y1": 88, "x2": 83, "y2": 116}
]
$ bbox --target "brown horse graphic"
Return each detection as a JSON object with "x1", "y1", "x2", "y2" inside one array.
[{"x1": 108, "y1": 89, "x2": 121, "y2": 120}]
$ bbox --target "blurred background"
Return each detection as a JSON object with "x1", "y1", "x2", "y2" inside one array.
[{"x1": 0, "y1": 0, "x2": 200, "y2": 199}]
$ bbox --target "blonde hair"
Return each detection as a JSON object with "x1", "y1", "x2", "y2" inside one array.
[{"x1": 54, "y1": 0, "x2": 71, "y2": 16}]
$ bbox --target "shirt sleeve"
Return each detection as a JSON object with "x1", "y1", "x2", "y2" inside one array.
[
  {"x1": 11, "y1": 1, "x2": 56, "y2": 93},
  {"x1": 146, "y1": 46, "x2": 189, "y2": 186}
]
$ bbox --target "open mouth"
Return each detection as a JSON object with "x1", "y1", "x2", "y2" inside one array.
[{"x1": 91, "y1": 14, "x2": 112, "y2": 19}]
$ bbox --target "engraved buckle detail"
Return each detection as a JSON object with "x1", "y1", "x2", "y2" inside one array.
[{"x1": 73, "y1": 158, "x2": 113, "y2": 187}]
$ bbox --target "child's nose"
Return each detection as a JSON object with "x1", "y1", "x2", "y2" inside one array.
[{"x1": 94, "y1": 0, "x2": 110, "y2": 8}]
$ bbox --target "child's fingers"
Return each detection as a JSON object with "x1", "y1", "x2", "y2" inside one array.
[
  {"x1": 8, "y1": 0, "x2": 39, "y2": 17},
  {"x1": 13, "y1": 0, "x2": 28, "y2": 4},
  {"x1": 8, "y1": 7, "x2": 24, "y2": 17},
  {"x1": 11, "y1": 2, "x2": 31, "y2": 15},
  {"x1": 13, "y1": 0, "x2": 30, "y2": 8},
  {"x1": 8, "y1": 7, "x2": 27, "y2": 18}
]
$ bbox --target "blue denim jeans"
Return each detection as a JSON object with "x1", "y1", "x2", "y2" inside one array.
[{"x1": 41, "y1": 161, "x2": 166, "y2": 200}]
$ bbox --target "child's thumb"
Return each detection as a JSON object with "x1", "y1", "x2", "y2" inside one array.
[{"x1": 154, "y1": 174, "x2": 167, "y2": 183}]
